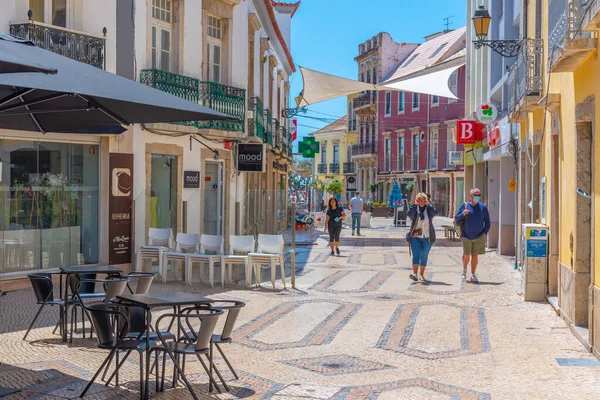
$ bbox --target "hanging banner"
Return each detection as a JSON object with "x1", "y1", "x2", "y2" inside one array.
[
  {"x1": 291, "y1": 119, "x2": 298, "y2": 141},
  {"x1": 109, "y1": 153, "x2": 134, "y2": 265},
  {"x1": 487, "y1": 121, "x2": 500, "y2": 147}
]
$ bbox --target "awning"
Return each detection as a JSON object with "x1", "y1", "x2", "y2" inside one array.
[
  {"x1": 0, "y1": 35, "x2": 233, "y2": 134},
  {"x1": 0, "y1": 33, "x2": 57, "y2": 75},
  {"x1": 298, "y1": 63, "x2": 463, "y2": 106}
]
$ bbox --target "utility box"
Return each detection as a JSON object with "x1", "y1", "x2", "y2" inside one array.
[{"x1": 520, "y1": 224, "x2": 548, "y2": 301}]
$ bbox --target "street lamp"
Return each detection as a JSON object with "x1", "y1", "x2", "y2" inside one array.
[{"x1": 472, "y1": 5, "x2": 523, "y2": 58}]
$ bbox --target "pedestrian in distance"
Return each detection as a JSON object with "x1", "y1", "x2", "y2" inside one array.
[
  {"x1": 324, "y1": 197, "x2": 346, "y2": 256},
  {"x1": 349, "y1": 191, "x2": 364, "y2": 236},
  {"x1": 407, "y1": 192, "x2": 439, "y2": 282},
  {"x1": 455, "y1": 188, "x2": 491, "y2": 283}
]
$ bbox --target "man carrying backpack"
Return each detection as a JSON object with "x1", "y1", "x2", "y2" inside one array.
[{"x1": 455, "y1": 188, "x2": 490, "y2": 283}]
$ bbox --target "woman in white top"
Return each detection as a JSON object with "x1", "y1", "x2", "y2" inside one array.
[{"x1": 407, "y1": 192, "x2": 439, "y2": 282}]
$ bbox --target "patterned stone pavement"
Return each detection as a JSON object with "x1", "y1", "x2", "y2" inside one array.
[{"x1": 2, "y1": 218, "x2": 600, "y2": 399}]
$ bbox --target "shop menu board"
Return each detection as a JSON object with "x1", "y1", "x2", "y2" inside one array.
[{"x1": 109, "y1": 153, "x2": 134, "y2": 264}]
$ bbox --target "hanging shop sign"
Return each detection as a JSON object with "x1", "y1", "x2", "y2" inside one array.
[
  {"x1": 183, "y1": 171, "x2": 200, "y2": 188},
  {"x1": 476, "y1": 102, "x2": 497, "y2": 123},
  {"x1": 457, "y1": 120, "x2": 486, "y2": 145},
  {"x1": 487, "y1": 121, "x2": 500, "y2": 147},
  {"x1": 237, "y1": 144, "x2": 266, "y2": 172},
  {"x1": 273, "y1": 160, "x2": 288, "y2": 172},
  {"x1": 509, "y1": 179, "x2": 517, "y2": 193},
  {"x1": 291, "y1": 119, "x2": 298, "y2": 141},
  {"x1": 109, "y1": 153, "x2": 133, "y2": 265},
  {"x1": 448, "y1": 151, "x2": 463, "y2": 166}
]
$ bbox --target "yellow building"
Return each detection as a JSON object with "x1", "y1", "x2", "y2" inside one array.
[
  {"x1": 310, "y1": 114, "x2": 358, "y2": 203},
  {"x1": 507, "y1": 0, "x2": 600, "y2": 358}
]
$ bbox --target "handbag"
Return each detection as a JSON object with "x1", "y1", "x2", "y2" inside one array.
[{"x1": 454, "y1": 203, "x2": 468, "y2": 237}]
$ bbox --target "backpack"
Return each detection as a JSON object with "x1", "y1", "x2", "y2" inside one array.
[{"x1": 454, "y1": 203, "x2": 468, "y2": 238}]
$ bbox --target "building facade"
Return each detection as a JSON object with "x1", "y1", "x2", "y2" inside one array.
[
  {"x1": 351, "y1": 33, "x2": 419, "y2": 201},
  {"x1": 0, "y1": 0, "x2": 296, "y2": 287},
  {"x1": 377, "y1": 28, "x2": 467, "y2": 217}
]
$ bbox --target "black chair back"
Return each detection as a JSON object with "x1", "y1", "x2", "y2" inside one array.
[
  {"x1": 194, "y1": 309, "x2": 224, "y2": 352},
  {"x1": 86, "y1": 303, "x2": 128, "y2": 348},
  {"x1": 213, "y1": 300, "x2": 245, "y2": 341},
  {"x1": 69, "y1": 273, "x2": 97, "y2": 294},
  {"x1": 28, "y1": 274, "x2": 54, "y2": 303},
  {"x1": 124, "y1": 305, "x2": 147, "y2": 334}
]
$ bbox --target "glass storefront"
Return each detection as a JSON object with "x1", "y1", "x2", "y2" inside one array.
[
  {"x1": 430, "y1": 177, "x2": 450, "y2": 216},
  {"x1": 150, "y1": 154, "x2": 178, "y2": 235},
  {"x1": 0, "y1": 139, "x2": 99, "y2": 274}
]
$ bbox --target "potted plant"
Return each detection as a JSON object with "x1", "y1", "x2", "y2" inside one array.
[{"x1": 371, "y1": 201, "x2": 389, "y2": 218}]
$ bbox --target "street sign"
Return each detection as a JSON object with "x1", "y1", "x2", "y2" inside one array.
[
  {"x1": 509, "y1": 179, "x2": 516, "y2": 192},
  {"x1": 298, "y1": 136, "x2": 320, "y2": 158},
  {"x1": 448, "y1": 151, "x2": 463, "y2": 165}
]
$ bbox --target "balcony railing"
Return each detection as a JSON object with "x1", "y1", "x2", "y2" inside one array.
[
  {"x1": 280, "y1": 126, "x2": 289, "y2": 155},
  {"x1": 10, "y1": 21, "x2": 106, "y2": 69},
  {"x1": 507, "y1": 39, "x2": 544, "y2": 113},
  {"x1": 139, "y1": 69, "x2": 246, "y2": 132},
  {"x1": 384, "y1": 156, "x2": 391, "y2": 172},
  {"x1": 351, "y1": 142, "x2": 377, "y2": 156},
  {"x1": 352, "y1": 90, "x2": 377, "y2": 110},
  {"x1": 549, "y1": 0, "x2": 587, "y2": 55},
  {"x1": 330, "y1": 163, "x2": 340, "y2": 174},
  {"x1": 264, "y1": 109, "x2": 273, "y2": 146},
  {"x1": 428, "y1": 152, "x2": 438, "y2": 170},
  {"x1": 317, "y1": 164, "x2": 327, "y2": 174},
  {"x1": 272, "y1": 118, "x2": 281, "y2": 148},
  {"x1": 248, "y1": 97, "x2": 264, "y2": 139},
  {"x1": 343, "y1": 162, "x2": 355, "y2": 174}
]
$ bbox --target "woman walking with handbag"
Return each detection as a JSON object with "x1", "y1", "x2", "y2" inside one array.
[
  {"x1": 407, "y1": 192, "x2": 439, "y2": 281},
  {"x1": 324, "y1": 197, "x2": 346, "y2": 256}
]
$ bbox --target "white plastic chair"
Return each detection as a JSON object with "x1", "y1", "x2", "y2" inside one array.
[
  {"x1": 248, "y1": 234, "x2": 286, "y2": 289},
  {"x1": 186, "y1": 235, "x2": 224, "y2": 286},
  {"x1": 161, "y1": 233, "x2": 199, "y2": 283},
  {"x1": 221, "y1": 236, "x2": 255, "y2": 287},
  {"x1": 136, "y1": 228, "x2": 174, "y2": 273}
]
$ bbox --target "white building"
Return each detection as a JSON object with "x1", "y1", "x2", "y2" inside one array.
[{"x1": 0, "y1": 0, "x2": 297, "y2": 285}]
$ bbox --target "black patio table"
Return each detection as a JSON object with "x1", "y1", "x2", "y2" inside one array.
[
  {"x1": 58, "y1": 265, "x2": 123, "y2": 342},
  {"x1": 116, "y1": 293, "x2": 212, "y2": 400}
]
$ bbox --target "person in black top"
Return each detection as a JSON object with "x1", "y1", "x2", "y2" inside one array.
[{"x1": 324, "y1": 197, "x2": 346, "y2": 256}]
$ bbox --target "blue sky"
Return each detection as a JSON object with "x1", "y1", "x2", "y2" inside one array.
[{"x1": 289, "y1": 0, "x2": 467, "y2": 150}]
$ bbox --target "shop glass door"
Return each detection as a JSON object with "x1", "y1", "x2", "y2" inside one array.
[
  {"x1": 150, "y1": 154, "x2": 178, "y2": 235},
  {"x1": 204, "y1": 162, "x2": 223, "y2": 235}
]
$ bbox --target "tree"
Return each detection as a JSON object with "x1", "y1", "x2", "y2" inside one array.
[{"x1": 326, "y1": 180, "x2": 343, "y2": 197}]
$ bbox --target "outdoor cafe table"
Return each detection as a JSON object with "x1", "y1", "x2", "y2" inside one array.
[
  {"x1": 58, "y1": 265, "x2": 123, "y2": 342},
  {"x1": 116, "y1": 293, "x2": 213, "y2": 400}
]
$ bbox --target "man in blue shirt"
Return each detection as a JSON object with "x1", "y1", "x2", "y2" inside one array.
[
  {"x1": 349, "y1": 192, "x2": 364, "y2": 236},
  {"x1": 455, "y1": 188, "x2": 490, "y2": 283}
]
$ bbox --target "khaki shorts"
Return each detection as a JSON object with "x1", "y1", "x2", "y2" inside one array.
[{"x1": 462, "y1": 234, "x2": 486, "y2": 255}]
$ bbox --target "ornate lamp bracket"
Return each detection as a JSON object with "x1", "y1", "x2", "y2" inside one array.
[
  {"x1": 282, "y1": 107, "x2": 307, "y2": 118},
  {"x1": 473, "y1": 39, "x2": 523, "y2": 58}
]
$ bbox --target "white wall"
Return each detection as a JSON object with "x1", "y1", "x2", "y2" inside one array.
[
  {"x1": 231, "y1": 1, "x2": 249, "y2": 88},
  {"x1": 82, "y1": 0, "x2": 118, "y2": 73},
  {"x1": 275, "y1": 12, "x2": 291, "y2": 50},
  {"x1": 182, "y1": 0, "x2": 203, "y2": 79}
]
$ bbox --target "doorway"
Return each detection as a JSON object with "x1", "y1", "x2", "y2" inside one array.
[
  {"x1": 150, "y1": 154, "x2": 178, "y2": 235},
  {"x1": 204, "y1": 162, "x2": 223, "y2": 235}
]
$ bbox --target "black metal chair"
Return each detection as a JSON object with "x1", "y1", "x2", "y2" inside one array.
[
  {"x1": 23, "y1": 273, "x2": 79, "y2": 340},
  {"x1": 80, "y1": 302, "x2": 156, "y2": 398},
  {"x1": 70, "y1": 277, "x2": 129, "y2": 343},
  {"x1": 181, "y1": 300, "x2": 245, "y2": 381},
  {"x1": 68, "y1": 273, "x2": 105, "y2": 339},
  {"x1": 151, "y1": 308, "x2": 224, "y2": 395},
  {"x1": 125, "y1": 272, "x2": 156, "y2": 295}
]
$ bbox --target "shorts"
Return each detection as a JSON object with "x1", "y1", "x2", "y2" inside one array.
[
  {"x1": 328, "y1": 224, "x2": 342, "y2": 242},
  {"x1": 462, "y1": 234, "x2": 486, "y2": 255}
]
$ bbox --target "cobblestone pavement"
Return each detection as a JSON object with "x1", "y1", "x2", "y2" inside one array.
[{"x1": 2, "y1": 218, "x2": 600, "y2": 399}]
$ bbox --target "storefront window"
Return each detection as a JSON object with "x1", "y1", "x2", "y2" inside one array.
[
  {"x1": 431, "y1": 178, "x2": 450, "y2": 216},
  {"x1": 0, "y1": 140, "x2": 99, "y2": 274},
  {"x1": 150, "y1": 154, "x2": 178, "y2": 235}
]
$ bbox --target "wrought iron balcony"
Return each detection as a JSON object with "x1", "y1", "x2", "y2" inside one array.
[
  {"x1": 248, "y1": 97, "x2": 264, "y2": 139},
  {"x1": 329, "y1": 163, "x2": 340, "y2": 174},
  {"x1": 272, "y1": 118, "x2": 281, "y2": 148},
  {"x1": 428, "y1": 153, "x2": 438, "y2": 170},
  {"x1": 139, "y1": 69, "x2": 246, "y2": 132},
  {"x1": 352, "y1": 142, "x2": 377, "y2": 156},
  {"x1": 352, "y1": 90, "x2": 377, "y2": 111},
  {"x1": 507, "y1": 39, "x2": 544, "y2": 116},
  {"x1": 263, "y1": 109, "x2": 273, "y2": 146},
  {"x1": 548, "y1": 0, "x2": 595, "y2": 72},
  {"x1": 280, "y1": 126, "x2": 288, "y2": 155},
  {"x1": 10, "y1": 21, "x2": 106, "y2": 69},
  {"x1": 317, "y1": 164, "x2": 328, "y2": 174},
  {"x1": 343, "y1": 162, "x2": 355, "y2": 174}
]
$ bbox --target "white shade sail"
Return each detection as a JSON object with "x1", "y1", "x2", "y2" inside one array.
[{"x1": 298, "y1": 64, "x2": 463, "y2": 106}]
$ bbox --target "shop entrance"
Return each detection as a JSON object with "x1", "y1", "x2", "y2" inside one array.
[{"x1": 204, "y1": 162, "x2": 224, "y2": 235}]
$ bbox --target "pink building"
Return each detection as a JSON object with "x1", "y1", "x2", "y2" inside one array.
[{"x1": 376, "y1": 28, "x2": 467, "y2": 217}]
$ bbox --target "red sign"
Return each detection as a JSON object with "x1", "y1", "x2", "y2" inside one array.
[
  {"x1": 487, "y1": 121, "x2": 500, "y2": 147},
  {"x1": 291, "y1": 119, "x2": 298, "y2": 141},
  {"x1": 457, "y1": 120, "x2": 486, "y2": 145}
]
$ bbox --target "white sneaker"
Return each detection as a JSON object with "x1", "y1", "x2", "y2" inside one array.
[
  {"x1": 470, "y1": 274, "x2": 479, "y2": 283},
  {"x1": 461, "y1": 269, "x2": 467, "y2": 280},
  {"x1": 418, "y1": 274, "x2": 427, "y2": 282}
]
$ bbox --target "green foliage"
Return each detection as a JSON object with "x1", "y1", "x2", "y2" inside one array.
[
  {"x1": 326, "y1": 180, "x2": 343, "y2": 196},
  {"x1": 368, "y1": 183, "x2": 378, "y2": 192},
  {"x1": 380, "y1": 202, "x2": 387, "y2": 207},
  {"x1": 373, "y1": 202, "x2": 380, "y2": 207}
]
